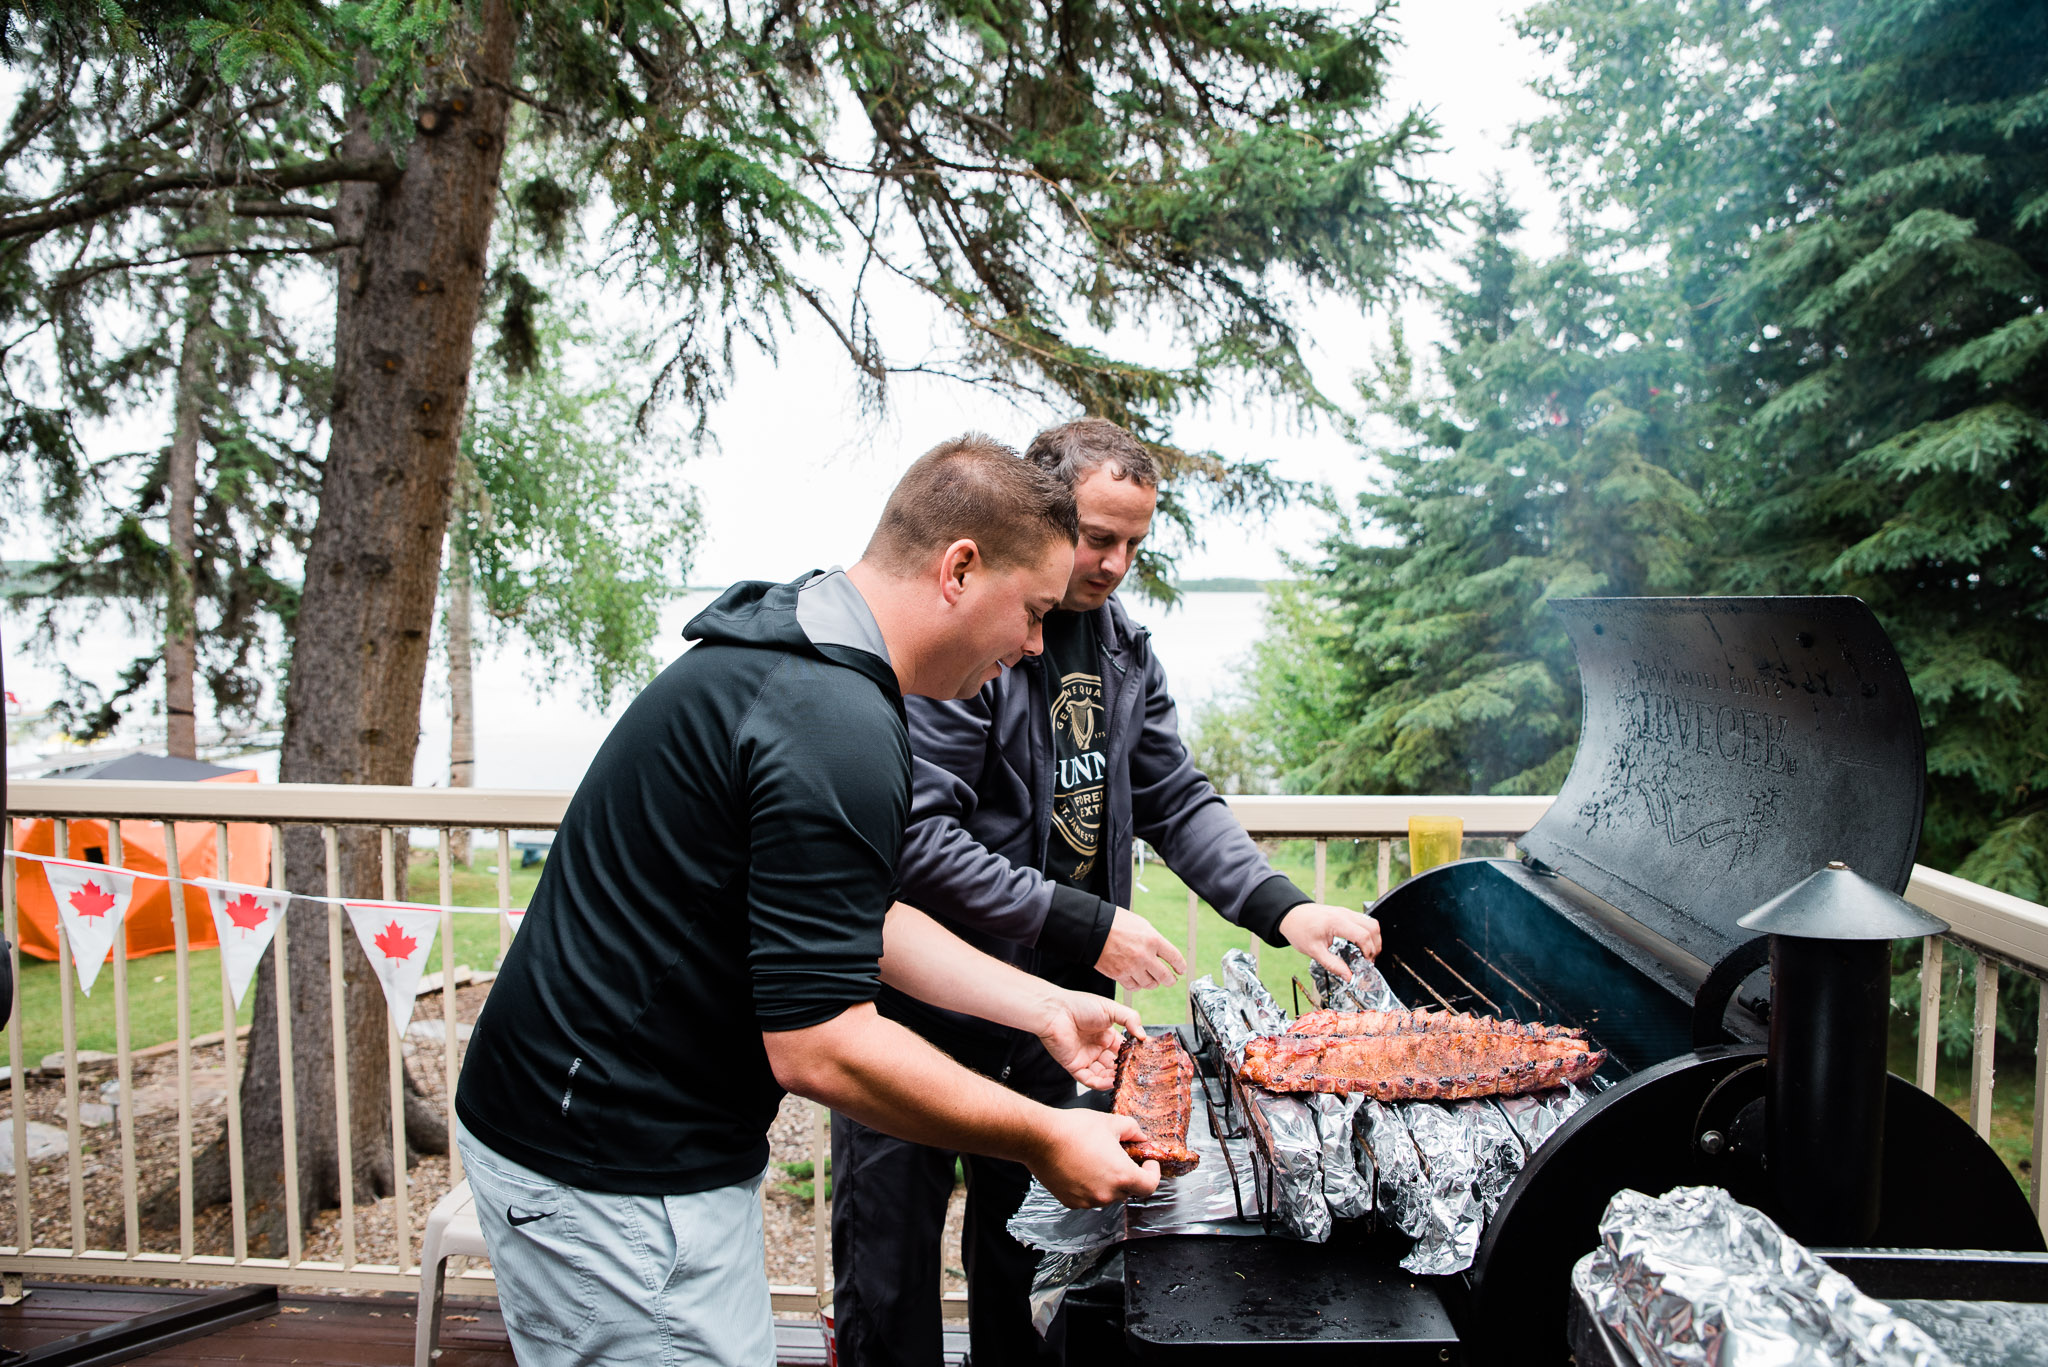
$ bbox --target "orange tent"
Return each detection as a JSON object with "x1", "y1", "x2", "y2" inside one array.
[{"x1": 12, "y1": 767, "x2": 271, "y2": 962}]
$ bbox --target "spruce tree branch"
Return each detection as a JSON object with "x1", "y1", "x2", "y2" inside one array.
[
  {"x1": 53, "y1": 238, "x2": 357, "y2": 292},
  {"x1": 479, "y1": 75, "x2": 572, "y2": 119},
  {"x1": 153, "y1": 196, "x2": 338, "y2": 224},
  {"x1": 0, "y1": 155, "x2": 399, "y2": 242}
]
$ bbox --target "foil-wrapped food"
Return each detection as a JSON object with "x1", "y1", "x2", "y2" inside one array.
[{"x1": 1572, "y1": 1185, "x2": 1956, "y2": 1367}]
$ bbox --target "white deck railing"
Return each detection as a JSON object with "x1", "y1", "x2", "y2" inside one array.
[{"x1": 1, "y1": 781, "x2": 2043, "y2": 1312}]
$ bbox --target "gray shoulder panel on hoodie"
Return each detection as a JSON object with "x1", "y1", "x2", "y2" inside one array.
[{"x1": 796, "y1": 568, "x2": 891, "y2": 663}]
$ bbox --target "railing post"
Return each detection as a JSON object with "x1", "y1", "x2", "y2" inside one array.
[
  {"x1": 55, "y1": 818, "x2": 84, "y2": 1255},
  {"x1": 2034, "y1": 985, "x2": 2047, "y2": 1230},
  {"x1": 164, "y1": 818, "x2": 195, "y2": 1259},
  {"x1": 272, "y1": 826, "x2": 303, "y2": 1265},
  {"x1": 810, "y1": 1102, "x2": 828, "y2": 1311},
  {"x1": 324, "y1": 824, "x2": 357, "y2": 1269},
  {"x1": 1917, "y1": 936, "x2": 1943, "y2": 1095},
  {"x1": 1970, "y1": 956, "x2": 1998, "y2": 1140},
  {"x1": 382, "y1": 827, "x2": 412, "y2": 1273},
  {"x1": 3, "y1": 818, "x2": 27, "y2": 1257},
  {"x1": 1377, "y1": 839, "x2": 1392, "y2": 903},
  {"x1": 217, "y1": 821, "x2": 248, "y2": 1263},
  {"x1": 440, "y1": 828, "x2": 462, "y2": 1187},
  {"x1": 110, "y1": 821, "x2": 138, "y2": 1255},
  {"x1": 496, "y1": 829, "x2": 513, "y2": 965}
]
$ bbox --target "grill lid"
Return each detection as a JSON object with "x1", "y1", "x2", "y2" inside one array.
[{"x1": 1519, "y1": 596, "x2": 1925, "y2": 974}]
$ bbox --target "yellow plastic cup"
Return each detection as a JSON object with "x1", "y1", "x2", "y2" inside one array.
[{"x1": 1408, "y1": 816, "x2": 1464, "y2": 876}]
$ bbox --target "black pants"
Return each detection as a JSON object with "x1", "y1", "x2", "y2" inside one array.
[{"x1": 831, "y1": 1043, "x2": 1082, "y2": 1367}]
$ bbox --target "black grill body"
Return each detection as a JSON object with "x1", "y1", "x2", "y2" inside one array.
[{"x1": 1086, "y1": 598, "x2": 2041, "y2": 1364}]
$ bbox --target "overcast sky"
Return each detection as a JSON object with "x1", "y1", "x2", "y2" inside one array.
[{"x1": 611, "y1": 0, "x2": 1567, "y2": 588}]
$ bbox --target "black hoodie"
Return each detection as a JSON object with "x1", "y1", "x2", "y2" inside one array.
[{"x1": 455, "y1": 572, "x2": 907, "y2": 1195}]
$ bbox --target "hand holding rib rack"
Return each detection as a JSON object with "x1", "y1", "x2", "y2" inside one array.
[{"x1": 1114, "y1": 1031, "x2": 1201, "y2": 1176}]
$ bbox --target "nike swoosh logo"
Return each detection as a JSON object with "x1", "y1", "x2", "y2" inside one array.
[{"x1": 507, "y1": 1208, "x2": 556, "y2": 1227}]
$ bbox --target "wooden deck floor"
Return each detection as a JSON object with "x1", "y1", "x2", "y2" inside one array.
[{"x1": 0, "y1": 1282, "x2": 959, "y2": 1366}]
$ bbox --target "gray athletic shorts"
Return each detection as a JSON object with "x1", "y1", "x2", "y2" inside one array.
[{"x1": 458, "y1": 1122, "x2": 775, "y2": 1367}]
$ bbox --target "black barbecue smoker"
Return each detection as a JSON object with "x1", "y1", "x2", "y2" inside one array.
[{"x1": 1065, "y1": 596, "x2": 2046, "y2": 1365}]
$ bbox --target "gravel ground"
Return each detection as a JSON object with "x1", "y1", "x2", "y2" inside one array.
[{"x1": 0, "y1": 976, "x2": 968, "y2": 1299}]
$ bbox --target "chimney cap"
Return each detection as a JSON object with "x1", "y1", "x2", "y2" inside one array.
[{"x1": 1737, "y1": 862, "x2": 1949, "y2": 941}]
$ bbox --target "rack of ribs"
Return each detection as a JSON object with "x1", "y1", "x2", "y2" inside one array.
[
  {"x1": 1287, "y1": 1007, "x2": 1590, "y2": 1047},
  {"x1": 1113, "y1": 1032, "x2": 1201, "y2": 1176},
  {"x1": 1240, "y1": 1027, "x2": 1606, "y2": 1101}
]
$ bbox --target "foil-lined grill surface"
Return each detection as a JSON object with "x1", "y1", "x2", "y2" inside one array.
[{"x1": 1572, "y1": 1185, "x2": 1957, "y2": 1367}]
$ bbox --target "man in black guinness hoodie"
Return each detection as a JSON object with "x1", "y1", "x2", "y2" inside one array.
[{"x1": 455, "y1": 436, "x2": 1160, "y2": 1367}]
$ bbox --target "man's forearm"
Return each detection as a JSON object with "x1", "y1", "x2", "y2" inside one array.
[
  {"x1": 878, "y1": 901, "x2": 1059, "y2": 1035},
  {"x1": 765, "y1": 1003, "x2": 1049, "y2": 1162}
]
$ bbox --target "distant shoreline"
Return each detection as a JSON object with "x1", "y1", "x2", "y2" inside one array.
[{"x1": 1171, "y1": 577, "x2": 1283, "y2": 594}]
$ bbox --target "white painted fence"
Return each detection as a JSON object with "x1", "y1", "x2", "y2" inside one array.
[{"x1": 1, "y1": 781, "x2": 2042, "y2": 1314}]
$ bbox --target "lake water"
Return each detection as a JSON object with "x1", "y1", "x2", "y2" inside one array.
[{"x1": 5, "y1": 590, "x2": 1272, "y2": 792}]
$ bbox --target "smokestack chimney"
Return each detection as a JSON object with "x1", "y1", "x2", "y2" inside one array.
[{"x1": 1738, "y1": 862, "x2": 1947, "y2": 1245}]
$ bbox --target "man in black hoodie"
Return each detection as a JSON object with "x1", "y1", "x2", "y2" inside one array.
[{"x1": 455, "y1": 435, "x2": 1160, "y2": 1367}]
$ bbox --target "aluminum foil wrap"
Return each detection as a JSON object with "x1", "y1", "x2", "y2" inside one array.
[
  {"x1": 1313, "y1": 936, "x2": 1404, "y2": 1012},
  {"x1": 1006, "y1": 1076, "x2": 1254, "y2": 1256},
  {"x1": 1881, "y1": 1299, "x2": 2048, "y2": 1367},
  {"x1": 1188, "y1": 975, "x2": 1253, "y2": 1138},
  {"x1": 1216, "y1": 953, "x2": 1333, "y2": 1243},
  {"x1": 1493, "y1": 1081, "x2": 1590, "y2": 1153},
  {"x1": 1357, "y1": 1099, "x2": 1429, "y2": 1235},
  {"x1": 1572, "y1": 1185, "x2": 1956, "y2": 1367}
]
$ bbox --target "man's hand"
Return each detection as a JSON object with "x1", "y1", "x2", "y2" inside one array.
[
  {"x1": 1034, "y1": 988, "x2": 1144, "y2": 1090},
  {"x1": 1028, "y1": 1108, "x2": 1161, "y2": 1209},
  {"x1": 1279, "y1": 903, "x2": 1384, "y2": 979},
  {"x1": 1094, "y1": 907, "x2": 1187, "y2": 990}
]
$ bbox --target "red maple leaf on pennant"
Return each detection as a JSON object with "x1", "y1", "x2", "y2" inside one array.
[
  {"x1": 224, "y1": 893, "x2": 270, "y2": 932},
  {"x1": 373, "y1": 920, "x2": 418, "y2": 962},
  {"x1": 69, "y1": 881, "x2": 115, "y2": 920}
]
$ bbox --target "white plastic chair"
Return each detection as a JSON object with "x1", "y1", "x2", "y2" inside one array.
[{"x1": 416, "y1": 1179, "x2": 489, "y2": 1366}]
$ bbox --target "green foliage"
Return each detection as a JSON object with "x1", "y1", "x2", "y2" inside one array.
[
  {"x1": 1214, "y1": 194, "x2": 1714, "y2": 798},
  {"x1": 455, "y1": 306, "x2": 700, "y2": 711},
  {"x1": 1521, "y1": 0, "x2": 2048, "y2": 889},
  {"x1": 1218, "y1": 1, "x2": 2045, "y2": 902}
]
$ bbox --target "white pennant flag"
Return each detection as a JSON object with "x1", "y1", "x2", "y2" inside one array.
[
  {"x1": 345, "y1": 901, "x2": 442, "y2": 1034},
  {"x1": 40, "y1": 858, "x2": 145, "y2": 995},
  {"x1": 202, "y1": 883, "x2": 289, "y2": 1010}
]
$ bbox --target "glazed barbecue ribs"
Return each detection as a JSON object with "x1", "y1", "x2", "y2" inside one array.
[
  {"x1": 1242, "y1": 1011, "x2": 1606, "y2": 1101},
  {"x1": 1112, "y1": 1032, "x2": 1200, "y2": 1176}
]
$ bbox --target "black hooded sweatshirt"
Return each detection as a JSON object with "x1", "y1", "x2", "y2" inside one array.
[{"x1": 455, "y1": 572, "x2": 907, "y2": 1195}]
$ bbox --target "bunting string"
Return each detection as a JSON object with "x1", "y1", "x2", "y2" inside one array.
[{"x1": 3, "y1": 849, "x2": 519, "y2": 916}]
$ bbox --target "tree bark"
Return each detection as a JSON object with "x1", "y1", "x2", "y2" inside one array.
[
  {"x1": 447, "y1": 555, "x2": 476, "y2": 867},
  {"x1": 163, "y1": 238, "x2": 216, "y2": 761},
  {"x1": 228, "y1": 1, "x2": 515, "y2": 1256}
]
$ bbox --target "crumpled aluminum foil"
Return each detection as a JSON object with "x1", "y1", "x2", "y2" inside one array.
[
  {"x1": 1009, "y1": 1045, "x2": 1265, "y2": 1335},
  {"x1": 1217, "y1": 953, "x2": 1333, "y2": 1243},
  {"x1": 1006, "y1": 1078, "x2": 1255, "y2": 1256},
  {"x1": 1314, "y1": 936, "x2": 1403, "y2": 1013},
  {"x1": 1572, "y1": 1185, "x2": 1956, "y2": 1367},
  {"x1": 1218, "y1": 949, "x2": 1374, "y2": 1222},
  {"x1": 1880, "y1": 1299, "x2": 2048, "y2": 1367},
  {"x1": 1221, "y1": 949, "x2": 1287, "y2": 1032},
  {"x1": 1493, "y1": 1080, "x2": 1590, "y2": 1153},
  {"x1": 1188, "y1": 975, "x2": 1253, "y2": 1138}
]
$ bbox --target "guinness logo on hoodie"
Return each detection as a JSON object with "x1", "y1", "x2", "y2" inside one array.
[{"x1": 1042, "y1": 610, "x2": 1108, "y2": 892}]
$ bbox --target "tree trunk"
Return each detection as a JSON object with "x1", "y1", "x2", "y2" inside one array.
[
  {"x1": 229, "y1": 1, "x2": 515, "y2": 1256},
  {"x1": 447, "y1": 557, "x2": 476, "y2": 867},
  {"x1": 163, "y1": 197, "x2": 222, "y2": 760}
]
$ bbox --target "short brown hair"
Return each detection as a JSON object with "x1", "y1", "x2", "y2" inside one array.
[
  {"x1": 865, "y1": 433, "x2": 1079, "y2": 574},
  {"x1": 1024, "y1": 417, "x2": 1160, "y2": 489}
]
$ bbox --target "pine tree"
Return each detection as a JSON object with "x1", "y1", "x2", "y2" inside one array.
[
  {"x1": 1525, "y1": 0, "x2": 2048, "y2": 894},
  {"x1": 1216, "y1": 196, "x2": 1711, "y2": 798}
]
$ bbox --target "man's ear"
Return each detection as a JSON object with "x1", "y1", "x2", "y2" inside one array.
[{"x1": 939, "y1": 539, "x2": 978, "y2": 605}]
